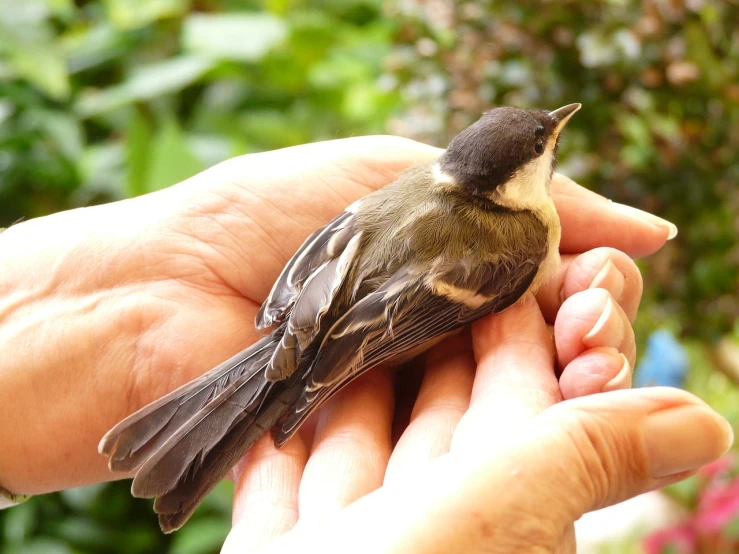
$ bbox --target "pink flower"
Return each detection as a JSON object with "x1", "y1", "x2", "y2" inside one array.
[
  {"x1": 698, "y1": 453, "x2": 736, "y2": 480},
  {"x1": 694, "y1": 479, "x2": 739, "y2": 533},
  {"x1": 643, "y1": 524, "x2": 696, "y2": 554},
  {"x1": 645, "y1": 455, "x2": 739, "y2": 552}
]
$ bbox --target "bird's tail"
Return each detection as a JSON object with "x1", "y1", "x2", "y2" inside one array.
[{"x1": 99, "y1": 333, "x2": 301, "y2": 532}]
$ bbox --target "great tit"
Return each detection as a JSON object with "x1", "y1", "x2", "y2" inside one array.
[{"x1": 100, "y1": 103, "x2": 581, "y2": 532}]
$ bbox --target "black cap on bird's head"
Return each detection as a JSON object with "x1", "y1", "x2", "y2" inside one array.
[{"x1": 439, "y1": 104, "x2": 581, "y2": 195}]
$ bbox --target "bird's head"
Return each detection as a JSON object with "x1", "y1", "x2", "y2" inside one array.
[{"x1": 437, "y1": 104, "x2": 581, "y2": 208}]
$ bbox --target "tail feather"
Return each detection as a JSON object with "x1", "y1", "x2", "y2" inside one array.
[
  {"x1": 131, "y1": 370, "x2": 271, "y2": 498},
  {"x1": 100, "y1": 329, "x2": 308, "y2": 533},
  {"x1": 99, "y1": 335, "x2": 278, "y2": 472},
  {"x1": 153, "y1": 378, "x2": 304, "y2": 533}
]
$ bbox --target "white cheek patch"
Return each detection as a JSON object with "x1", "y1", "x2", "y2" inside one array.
[{"x1": 495, "y1": 151, "x2": 554, "y2": 211}]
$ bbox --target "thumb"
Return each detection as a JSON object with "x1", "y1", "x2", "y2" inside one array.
[
  {"x1": 525, "y1": 387, "x2": 733, "y2": 524},
  {"x1": 408, "y1": 387, "x2": 734, "y2": 554},
  {"x1": 404, "y1": 387, "x2": 734, "y2": 554}
]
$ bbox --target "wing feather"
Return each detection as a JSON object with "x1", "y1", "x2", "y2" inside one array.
[
  {"x1": 273, "y1": 254, "x2": 543, "y2": 446},
  {"x1": 265, "y1": 231, "x2": 363, "y2": 381},
  {"x1": 255, "y1": 205, "x2": 359, "y2": 330}
]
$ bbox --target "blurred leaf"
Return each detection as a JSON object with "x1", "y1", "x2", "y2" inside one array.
[
  {"x1": 46, "y1": 0, "x2": 74, "y2": 13},
  {"x1": 7, "y1": 538, "x2": 73, "y2": 554},
  {"x1": 265, "y1": 0, "x2": 292, "y2": 15},
  {"x1": 76, "y1": 56, "x2": 214, "y2": 116},
  {"x1": 0, "y1": 100, "x2": 13, "y2": 125},
  {"x1": 188, "y1": 134, "x2": 233, "y2": 167},
  {"x1": 59, "y1": 484, "x2": 106, "y2": 511},
  {"x1": 118, "y1": 524, "x2": 164, "y2": 554},
  {"x1": 0, "y1": 23, "x2": 70, "y2": 100},
  {"x1": 147, "y1": 118, "x2": 204, "y2": 192},
  {"x1": 0, "y1": 0, "x2": 51, "y2": 25},
  {"x1": 684, "y1": 22, "x2": 725, "y2": 90},
  {"x1": 64, "y1": 23, "x2": 131, "y2": 73},
  {"x1": 126, "y1": 109, "x2": 154, "y2": 197},
  {"x1": 663, "y1": 474, "x2": 701, "y2": 508},
  {"x1": 239, "y1": 109, "x2": 308, "y2": 148},
  {"x1": 617, "y1": 113, "x2": 652, "y2": 149},
  {"x1": 8, "y1": 46, "x2": 70, "y2": 100},
  {"x1": 50, "y1": 517, "x2": 114, "y2": 550},
  {"x1": 726, "y1": 516, "x2": 739, "y2": 539},
  {"x1": 103, "y1": 0, "x2": 190, "y2": 30},
  {"x1": 647, "y1": 113, "x2": 681, "y2": 144},
  {"x1": 20, "y1": 110, "x2": 83, "y2": 160},
  {"x1": 182, "y1": 13, "x2": 287, "y2": 61},
  {"x1": 198, "y1": 481, "x2": 234, "y2": 515},
  {"x1": 2, "y1": 501, "x2": 36, "y2": 545},
  {"x1": 343, "y1": 83, "x2": 393, "y2": 122},
  {"x1": 169, "y1": 518, "x2": 231, "y2": 554},
  {"x1": 78, "y1": 142, "x2": 125, "y2": 197},
  {"x1": 682, "y1": 342, "x2": 739, "y2": 427}
]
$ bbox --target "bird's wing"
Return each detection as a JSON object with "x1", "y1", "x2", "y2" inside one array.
[
  {"x1": 255, "y1": 204, "x2": 360, "y2": 330},
  {"x1": 274, "y1": 242, "x2": 548, "y2": 445},
  {"x1": 266, "y1": 230, "x2": 364, "y2": 381},
  {"x1": 254, "y1": 199, "x2": 368, "y2": 381}
]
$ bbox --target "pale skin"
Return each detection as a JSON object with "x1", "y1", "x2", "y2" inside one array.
[{"x1": 0, "y1": 137, "x2": 732, "y2": 553}]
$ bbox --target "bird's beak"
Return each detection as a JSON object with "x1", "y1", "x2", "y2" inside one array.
[{"x1": 549, "y1": 103, "x2": 581, "y2": 138}]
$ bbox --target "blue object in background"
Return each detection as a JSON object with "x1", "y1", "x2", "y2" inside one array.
[{"x1": 634, "y1": 330, "x2": 689, "y2": 388}]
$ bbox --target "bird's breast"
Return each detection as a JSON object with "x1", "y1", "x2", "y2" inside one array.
[{"x1": 529, "y1": 197, "x2": 562, "y2": 294}]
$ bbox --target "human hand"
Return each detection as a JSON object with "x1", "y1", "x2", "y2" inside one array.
[
  {"x1": 0, "y1": 136, "x2": 672, "y2": 496},
  {"x1": 222, "y1": 293, "x2": 733, "y2": 554}
]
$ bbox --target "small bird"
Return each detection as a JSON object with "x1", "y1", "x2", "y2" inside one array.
[{"x1": 100, "y1": 103, "x2": 581, "y2": 532}]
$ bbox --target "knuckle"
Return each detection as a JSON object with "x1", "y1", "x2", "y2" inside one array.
[
  {"x1": 556, "y1": 289, "x2": 609, "y2": 330},
  {"x1": 630, "y1": 263, "x2": 644, "y2": 299},
  {"x1": 550, "y1": 405, "x2": 648, "y2": 511},
  {"x1": 310, "y1": 430, "x2": 391, "y2": 479},
  {"x1": 464, "y1": 503, "x2": 558, "y2": 554}
]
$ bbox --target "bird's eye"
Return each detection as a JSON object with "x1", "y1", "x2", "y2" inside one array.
[{"x1": 534, "y1": 138, "x2": 545, "y2": 155}]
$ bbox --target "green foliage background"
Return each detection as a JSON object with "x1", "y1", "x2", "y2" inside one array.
[{"x1": 0, "y1": 0, "x2": 737, "y2": 552}]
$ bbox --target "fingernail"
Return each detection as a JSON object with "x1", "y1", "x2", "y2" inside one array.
[
  {"x1": 602, "y1": 354, "x2": 631, "y2": 392},
  {"x1": 645, "y1": 406, "x2": 734, "y2": 478},
  {"x1": 609, "y1": 201, "x2": 678, "y2": 240},
  {"x1": 590, "y1": 259, "x2": 625, "y2": 301},
  {"x1": 583, "y1": 297, "x2": 624, "y2": 348}
]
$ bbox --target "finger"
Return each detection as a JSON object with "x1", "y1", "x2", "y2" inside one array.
[
  {"x1": 532, "y1": 388, "x2": 733, "y2": 521},
  {"x1": 555, "y1": 288, "x2": 636, "y2": 368},
  {"x1": 226, "y1": 433, "x2": 308, "y2": 551},
  {"x1": 557, "y1": 526, "x2": 577, "y2": 554},
  {"x1": 297, "y1": 368, "x2": 395, "y2": 525},
  {"x1": 552, "y1": 174, "x2": 676, "y2": 257},
  {"x1": 537, "y1": 247, "x2": 643, "y2": 323},
  {"x1": 452, "y1": 294, "x2": 560, "y2": 451},
  {"x1": 384, "y1": 332, "x2": 476, "y2": 488},
  {"x1": 558, "y1": 347, "x2": 631, "y2": 400}
]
